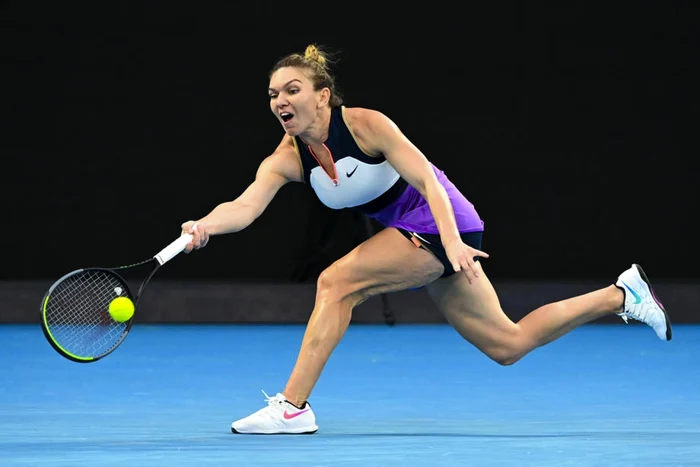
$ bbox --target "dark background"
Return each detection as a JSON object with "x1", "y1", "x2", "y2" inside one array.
[{"x1": 3, "y1": 2, "x2": 698, "y2": 285}]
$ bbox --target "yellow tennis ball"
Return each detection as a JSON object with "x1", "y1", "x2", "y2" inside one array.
[{"x1": 108, "y1": 296, "x2": 134, "y2": 323}]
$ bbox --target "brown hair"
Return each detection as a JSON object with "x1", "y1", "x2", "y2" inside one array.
[{"x1": 269, "y1": 44, "x2": 344, "y2": 107}]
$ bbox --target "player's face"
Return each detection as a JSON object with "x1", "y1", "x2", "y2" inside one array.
[{"x1": 268, "y1": 67, "x2": 325, "y2": 136}]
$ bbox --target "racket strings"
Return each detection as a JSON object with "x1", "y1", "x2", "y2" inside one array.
[{"x1": 44, "y1": 270, "x2": 129, "y2": 358}]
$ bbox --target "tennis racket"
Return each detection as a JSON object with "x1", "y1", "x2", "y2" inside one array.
[{"x1": 40, "y1": 233, "x2": 194, "y2": 363}]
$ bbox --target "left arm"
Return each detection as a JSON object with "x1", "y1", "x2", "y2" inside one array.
[
  {"x1": 361, "y1": 111, "x2": 461, "y2": 245},
  {"x1": 346, "y1": 108, "x2": 487, "y2": 279}
]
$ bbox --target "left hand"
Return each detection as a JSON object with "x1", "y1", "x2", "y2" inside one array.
[{"x1": 443, "y1": 238, "x2": 490, "y2": 284}]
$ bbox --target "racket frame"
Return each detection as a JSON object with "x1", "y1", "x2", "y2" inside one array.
[{"x1": 40, "y1": 233, "x2": 193, "y2": 363}]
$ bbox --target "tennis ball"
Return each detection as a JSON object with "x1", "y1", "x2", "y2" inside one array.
[{"x1": 108, "y1": 296, "x2": 134, "y2": 323}]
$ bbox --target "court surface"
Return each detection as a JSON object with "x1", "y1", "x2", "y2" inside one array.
[{"x1": 1, "y1": 323, "x2": 698, "y2": 466}]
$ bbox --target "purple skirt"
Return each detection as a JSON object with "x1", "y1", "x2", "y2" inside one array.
[{"x1": 367, "y1": 164, "x2": 484, "y2": 235}]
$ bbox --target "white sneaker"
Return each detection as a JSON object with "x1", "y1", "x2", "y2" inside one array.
[
  {"x1": 231, "y1": 391, "x2": 318, "y2": 434},
  {"x1": 616, "y1": 264, "x2": 672, "y2": 341}
]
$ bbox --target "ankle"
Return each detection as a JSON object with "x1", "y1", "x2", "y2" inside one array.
[
  {"x1": 290, "y1": 400, "x2": 307, "y2": 410},
  {"x1": 611, "y1": 284, "x2": 625, "y2": 313},
  {"x1": 282, "y1": 393, "x2": 307, "y2": 409}
]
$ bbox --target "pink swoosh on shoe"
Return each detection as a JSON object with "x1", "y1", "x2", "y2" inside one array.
[{"x1": 283, "y1": 409, "x2": 310, "y2": 420}]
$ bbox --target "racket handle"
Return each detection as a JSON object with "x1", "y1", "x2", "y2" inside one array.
[{"x1": 155, "y1": 233, "x2": 194, "y2": 265}]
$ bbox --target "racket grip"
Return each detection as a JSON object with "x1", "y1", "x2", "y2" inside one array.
[{"x1": 155, "y1": 233, "x2": 194, "y2": 265}]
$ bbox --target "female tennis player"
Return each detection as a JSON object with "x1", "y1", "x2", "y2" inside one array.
[{"x1": 180, "y1": 44, "x2": 672, "y2": 434}]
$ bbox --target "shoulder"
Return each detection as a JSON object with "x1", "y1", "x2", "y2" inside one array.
[
  {"x1": 341, "y1": 106, "x2": 392, "y2": 132},
  {"x1": 340, "y1": 106, "x2": 400, "y2": 155},
  {"x1": 260, "y1": 134, "x2": 303, "y2": 183}
]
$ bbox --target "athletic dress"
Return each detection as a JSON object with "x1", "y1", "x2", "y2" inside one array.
[{"x1": 293, "y1": 106, "x2": 484, "y2": 276}]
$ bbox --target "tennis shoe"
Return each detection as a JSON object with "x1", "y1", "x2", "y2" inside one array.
[
  {"x1": 615, "y1": 264, "x2": 672, "y2": 341},
  {"x1": 231, "y1": 391, "x2": 318, "y2": 434}
]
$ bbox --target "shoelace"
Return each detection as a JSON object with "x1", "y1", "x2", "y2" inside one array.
[
  {"x1": 249, "y1": 390, "x2": 287, "y2": 421},
  {"x1": 620, "y1": 296, "x2": 656, "y2": 324},
  {"x1": 262, "y1": 390, "x2": 285, "y2": 406}
]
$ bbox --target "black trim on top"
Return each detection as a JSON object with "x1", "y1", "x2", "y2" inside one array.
[{"x1": 351, "y1": 177, "x2": 409, "y2": 215}]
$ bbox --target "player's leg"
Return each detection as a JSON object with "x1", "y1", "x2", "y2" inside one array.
[
  {"x1": 231, "y1": 227, "x2": 445, "y2": 434},
  {"x1": 425, "y1": 262, "x2": 671, "y2": 366}
]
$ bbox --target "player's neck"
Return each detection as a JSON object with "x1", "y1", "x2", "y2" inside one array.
[{"x1": 298, "y1": 106, "x2": 331, "y2": 146}]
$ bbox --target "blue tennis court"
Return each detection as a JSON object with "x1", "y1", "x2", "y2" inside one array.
[{"x1": 1, "y1": 323, "x2": 698, "y2": 466}]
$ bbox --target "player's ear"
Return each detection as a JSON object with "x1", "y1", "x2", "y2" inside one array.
[{"x1": 318, "y1": 88, "x2": 330, "y2": 108}]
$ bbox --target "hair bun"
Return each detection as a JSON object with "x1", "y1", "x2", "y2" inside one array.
[{"x1": 304, "y1": 44, "x2": 326, "y2": 66}]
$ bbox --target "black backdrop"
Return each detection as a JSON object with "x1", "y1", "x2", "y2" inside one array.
[{"x1": 3, "y1": 3, "x2": 697, "y2": 282}]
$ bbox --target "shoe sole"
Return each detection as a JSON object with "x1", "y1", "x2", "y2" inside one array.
[
  {"x1": 231, "y1": 426, "x2": 319, "y2": 435},
  {"x1": 634, "y1": 263, "x2": 673, "y2": 341}
]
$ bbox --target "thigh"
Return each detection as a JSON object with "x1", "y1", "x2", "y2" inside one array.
[
  {"x1": 396, "y1": 229, "x2": 483, "y2": 278},
  {"x1": 425, "y1": 262, "x2": 520, "y2": 353},
  {"x1": 329, "y1": 227, "x2": 445, "y2": 303}
]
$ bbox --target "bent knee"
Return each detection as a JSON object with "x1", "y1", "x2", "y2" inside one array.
[
  {"x1": 482, "y1": 338, "x2": 530, "y2": 366},
  {"x1": 489, "y1": 350, "x2": 522, "y2": 366},
  {"x1": 317, "y1": 262, "x2": 360, "y2": 305},
  {"x1": 316, "y1": 264, "x2": 342, "y2": 295}
]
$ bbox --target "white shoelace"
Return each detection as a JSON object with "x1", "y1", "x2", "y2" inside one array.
[
  {"x1": 249, "y1": 390, "x2": 287, "y2": 422},
  {"x1": 620, "y1": 296, "x2": 657, "y2": 324},
  {"x1": 262, "y1": 390, "x2": 284, "y2": 406}
]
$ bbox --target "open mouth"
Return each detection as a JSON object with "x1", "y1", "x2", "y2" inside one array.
[{"x1": 280, "y1": 112, "x2": 294, "y2": 123}]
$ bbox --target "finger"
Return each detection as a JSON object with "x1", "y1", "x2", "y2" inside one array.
[
  {"x1": 473, "y1": 248, "x2": 489, "y2": 258},
  {"x1": 187, "y1": 224, "x2": 199, "y2": 249},
  {"x1": 452, "y1": 257, "x2": 468, "y2": 280},
  {"x1": 457, "y1": 258, "x2": 478, "y2": 282},
  {"x1": 193, "y1": 223, "x2": 207, "y2": 245},
  {"x1": 464, "y1": 258, "x2": 480, "y2": 278},
  {"x1": 462, "y1": 264, "x2": 474, "y2": 282},
  {"x1": 461, "y1": 266, "x2": 473, "y2": 284}
]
